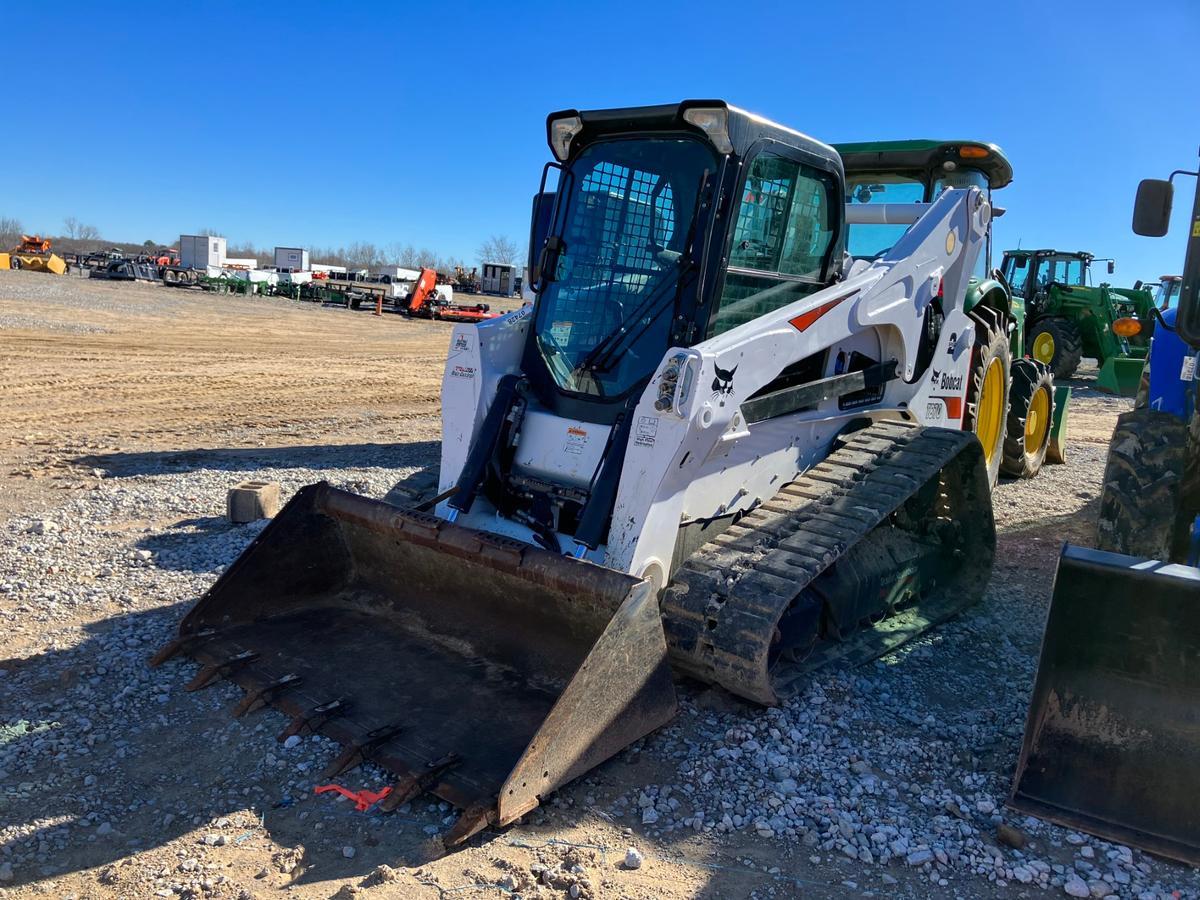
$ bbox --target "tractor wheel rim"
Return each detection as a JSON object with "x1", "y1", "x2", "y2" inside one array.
[
  {"x1": 978, "y1": 359, "x2": 1005, "y2": 464},
  {"x1": 1033, "y1": 332, "x2": 1056, "y2": 364},
  {"x1": 1025, "y1": 386, "x2": 1050, "y2": 449}
]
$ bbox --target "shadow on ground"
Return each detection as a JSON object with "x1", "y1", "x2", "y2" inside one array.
[
  {"x1": 73, "y1": 441, "x2": 440, "y2": 479},
  {"x1": 0, "y1": 605, "x2": 469, "y2": 890}
]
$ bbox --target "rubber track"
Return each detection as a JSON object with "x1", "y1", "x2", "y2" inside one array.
[{"x1": 660, "y1": 420, "x2": 993, "y2": 705}]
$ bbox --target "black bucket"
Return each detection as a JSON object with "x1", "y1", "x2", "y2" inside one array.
[
  {"x1": 1010, "y1": 544, "x2": 1200, "y2": 864},
  {"x1": 153, "y1": 483, "x2": 677, "y2": 845}
]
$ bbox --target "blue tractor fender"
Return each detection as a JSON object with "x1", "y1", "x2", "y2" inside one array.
[{"x1": 1146, "y1": 307, "x2": 1199, "y2": 421}]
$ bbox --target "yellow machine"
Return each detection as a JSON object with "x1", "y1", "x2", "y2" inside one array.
[{"x1": 8, "y1": 235, "x2": 67, "y2": 275}]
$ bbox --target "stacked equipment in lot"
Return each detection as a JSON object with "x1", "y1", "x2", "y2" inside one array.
[
  {"x1": 836, "y1": 139, "x2": 1062, "y2": 481},
  {"x1": 1012, "y1": 160, "x2": 1200, "y2": 866},
  {"x1": 1000, "y1": 249, "x2": 1154, "y2": 394}
]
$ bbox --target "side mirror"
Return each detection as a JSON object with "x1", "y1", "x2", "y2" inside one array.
[
  {"x1": 1107, "y1": 260, "x2": 1115, "y2": 275},
  {"x1": 527, "y1": 191, "x2": 557, "y2": 287},
  {"x1": 1134, "y1": 280, "x2": 1143, "y2": 290},
  {"x1": 1132, "y1": 179, "x2": 1173, "y2": 236}
]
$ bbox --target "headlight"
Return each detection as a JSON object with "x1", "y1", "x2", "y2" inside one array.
[
  {"x1": 1112, "y1": 317, "x2": 1142, "y2": 337},
  {"x1": 682, "y1": 107, "x2": 733, "y2": 154},
  {"x1": 655, "y1": 352, "x2": 698, "y2": 416},
  {"x1": 549, "y1": 115, "x2": 583, "y2": 161}
]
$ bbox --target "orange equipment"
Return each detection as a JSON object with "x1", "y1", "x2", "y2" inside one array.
[
  {"x1": 16, "y1": 235, "x2": 52, "y2": 254},
  {"x1": 404, "y1": 267, "x2": 500, "y2": 323}
]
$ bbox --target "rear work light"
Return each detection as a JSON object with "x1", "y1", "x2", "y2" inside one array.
[
  {"x1": 683, "y1": 107, "x2": 733, "y2": 154},
  {"x1": 549, "y1": 115, "x2": 583, "y2": 161}
]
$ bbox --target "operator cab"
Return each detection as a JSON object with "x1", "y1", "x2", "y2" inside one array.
[
  {"x1": 528, "y1": 101, "x2": 845, "y2": 421},
  {"x1": 1000, "y1": 250, "x2": 1102, "y2": 302},
  {"x1": 1147, "y1": 274, "x2": 1183, "y2": 310},
  {"x1": 835, "y1": 140, "x2": 1013, "y2": 275}
]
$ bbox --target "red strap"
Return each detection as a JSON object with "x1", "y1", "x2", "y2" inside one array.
[{"x1": 314, "y1": 783, "x2": 392, "y2": 812}]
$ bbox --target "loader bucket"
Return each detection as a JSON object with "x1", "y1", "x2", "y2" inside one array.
[
  {"x1": 153, "y1": 483, "x2": 677, "y2": 845},
  {"x1": 1010, "y1": 544, "x2": 1200, "y2": 865},
  {"x1": 1046, "y1": 385, "x2": 1070, "y2": 464},
  {"x1": 1094, "y1": 356, "x2": 1144, "y2": 397}
]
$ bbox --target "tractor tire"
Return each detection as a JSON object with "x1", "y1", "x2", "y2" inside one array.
[
  {"x1": 963, "y1": 306, "x2": 1012, "y2": 487},
  {"x1": 1096, "y1": 409, "x2": 1191, "y2": 561},
  {"x1": 1027, "y1": 317, "x2": 1083, "y2": 380},
  {"x1": 1001, "y1": 360, "x2": 1054, "y2": 479}
]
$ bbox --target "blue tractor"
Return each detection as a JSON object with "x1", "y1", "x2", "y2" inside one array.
[{"x1": 1008, "y1": 159, "x2": 1200, "y2": 866}]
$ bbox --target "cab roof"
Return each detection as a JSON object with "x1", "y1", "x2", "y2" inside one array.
[
  {"x1": 1005, "y1": 249, "x2": 1095, "y2": 260},
  {"x1": 834, "y1": 139, "x2": 1013, "y2": 190},
  {"x1": 547, "y1": 100, "x2": 842, "y2": 172}
]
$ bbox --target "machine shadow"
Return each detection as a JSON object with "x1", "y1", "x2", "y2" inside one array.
[
  {"x1": 0, "y1": 604, "x2": 458, "y2": 890},
  {"x1": 73, "y1": 441, "x2": 440, "y2": 480}
]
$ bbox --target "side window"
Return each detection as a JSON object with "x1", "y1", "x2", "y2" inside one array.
[{"x1": 712, "y1": 153, "x2": 837, "y2": 336}]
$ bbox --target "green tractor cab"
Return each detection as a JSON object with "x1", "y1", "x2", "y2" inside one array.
[
  {"x1": 836, "y1": 139, "x2": 1065, "y2": 480},
  {"x1": 1000, "y1": 249, "x2": 1154, "y2": 395}
]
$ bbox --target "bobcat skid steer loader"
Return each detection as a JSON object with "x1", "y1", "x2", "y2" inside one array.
[{"x1": 154, "y1": 101, "x2": 996, "y2": 846}]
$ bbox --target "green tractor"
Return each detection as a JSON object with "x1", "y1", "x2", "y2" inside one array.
[
  {"x1": 836, "y1": 139, "x2": 1062, "y2": 483},
  {"x1": 999, "y1": 249, "x2": 1155, "y2": 395}
]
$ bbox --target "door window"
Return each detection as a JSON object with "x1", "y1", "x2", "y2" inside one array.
[
  {"x1": 1006, "y1": 257, "x2": 1029, "y2": 295},
  {"x1": 712, "y1": 152, "x2": 838, "y2": 336}
]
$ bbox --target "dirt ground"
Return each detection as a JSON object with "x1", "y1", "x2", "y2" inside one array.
[{"x1": 0, "y1": 271, "x2": 1186, "y2": 900}]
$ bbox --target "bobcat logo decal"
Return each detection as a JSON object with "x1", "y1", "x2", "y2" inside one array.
[{"x1": 711, "y1": 363, "x2": 737, "y2": 406}]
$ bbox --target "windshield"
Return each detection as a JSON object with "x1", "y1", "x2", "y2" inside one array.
[
  {"x1": 845, "y1": 173, "x2": 924, "y2": 258},
  {"x1": 535, "y1": 138, "x2": 714, "y2": 398}
]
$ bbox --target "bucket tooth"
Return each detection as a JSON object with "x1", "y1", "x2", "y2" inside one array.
[
  {"x1": 277, "y1": 698, "x2": 349, "y2": 742},
  {"x1": 232, "y1": 673, "x2": 302, "y2": 717},
  {"x1": 443, "y1": 803, "x2": 494, "y2": 847},
  {"x1": 380, "y1": 753, "x2": 461, "y2": 812},
  {"x1": 149, "y1": 629, "x2": 217, "y2": 667},
  {"x1": 321, "y1": 722, "x2": 405, "y2": 779},
  {"x1": 185, "y1": 650, "x2": 259, "y2": 691}
]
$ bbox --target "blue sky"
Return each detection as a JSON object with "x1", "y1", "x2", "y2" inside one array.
[{"x1": 2, "y1": 0, "x2": 1196, "y2": 280}]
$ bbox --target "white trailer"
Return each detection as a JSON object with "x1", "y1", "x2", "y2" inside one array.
[
  {"x1": 179, "y1": 235, "x2": 226, "y2": 270},
  {"x1": 274, "y1": 247, "x2": 310, "y2": 272},
  {"x1": 370, "y1": 266, "x2": 423, "y2": 282},
  {"x1": 481, "y1": 262, "x2": 518, "y2": 295}
]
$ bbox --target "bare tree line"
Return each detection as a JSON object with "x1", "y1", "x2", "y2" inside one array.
[{"x1": 1, "y1": 213, "x2": 524, "y2": 274}]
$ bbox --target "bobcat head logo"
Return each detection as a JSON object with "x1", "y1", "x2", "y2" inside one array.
[
  {"x1": 930, "y1": 367, "x2": 942, "y2": 384},
  {"x1": 711, "y1": 363, "x2": 737, "y2": 406}
]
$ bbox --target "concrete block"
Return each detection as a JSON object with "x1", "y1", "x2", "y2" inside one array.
[{"x1": 227, "y1": 480, "x2": 281, "y2": 523}]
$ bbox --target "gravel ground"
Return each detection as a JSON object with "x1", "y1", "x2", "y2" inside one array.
[{"x1": 1, "y1": 272, "x2": 1197, "y2": 898}]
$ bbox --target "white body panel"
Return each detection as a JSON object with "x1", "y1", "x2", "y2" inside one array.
[
  {"x1": 439, "y1": 306, "x2": 534, "y2": 498},
  {"x1": 511, "y1": 411, "x2": 611, "y2": 490},
  {"x1": 438, "y1": 189, "x2": 989, "y2": 580}
]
